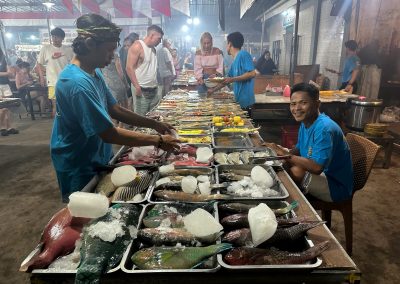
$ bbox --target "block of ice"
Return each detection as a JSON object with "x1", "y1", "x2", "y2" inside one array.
[{"x1": 68, "y1": 192, "x2": 109, "y2": 218}]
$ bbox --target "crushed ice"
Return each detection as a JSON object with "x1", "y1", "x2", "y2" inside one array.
[{"x1": 88, "y1": 219, "x2": 124, "y2": 242}]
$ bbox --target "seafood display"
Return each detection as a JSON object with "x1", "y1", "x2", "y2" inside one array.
[
  {"x1": 213, "y1": 133, "x2": 254, "y2": 148},
  {"x1": 132, "y1": 244, "x2": 232, "y2": 270},
  {"x1": 76, "y1": 204, "x2": 141, "y2": 283},
  {"x1": 20, "y1": 208, "x2": 90, "y2": 272},
  {"x1": 223, "y1": 241, "x2": 329, "y2": 265},
  {"x1": 216, "y1": 165, "x2": 289, "y2": 199},
  {"x1": 167, "y1": 145, "x2": 213, "y2": 167},
  {"x1": 117, "y1": 146, "x2": 165, "y2": 166}
]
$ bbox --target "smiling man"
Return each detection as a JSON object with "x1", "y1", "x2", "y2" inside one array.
[
  {"x1": 265, "y1": 83, "x2": 353, "y2": 202},
  {"x1": 51, "y1": 14, "x2": 180, "y2": 202}
]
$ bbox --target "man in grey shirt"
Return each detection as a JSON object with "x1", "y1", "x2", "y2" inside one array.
[{"x1": 157, "y1": 39, "x2": 175, "y2": 97}]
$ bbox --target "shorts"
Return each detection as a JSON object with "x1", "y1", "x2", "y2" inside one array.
[
  {"x1": 302, "y1": 172, "x2": 333, "y2": 202},
  {"x1": 0, "y1": 84, "x2": 12, "y2": 98},
  {"x1": 48, "y1": 86, "x2": 55, "y2": 100}
]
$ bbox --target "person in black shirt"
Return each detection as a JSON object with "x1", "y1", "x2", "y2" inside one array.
[{"x1": 255, "y1": 50, "x2": 277, "y2": 75}]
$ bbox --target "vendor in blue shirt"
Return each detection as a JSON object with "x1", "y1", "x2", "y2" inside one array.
[
  {"x1": 326, "y1": 40, "x2": 360, "y2": 93},
  {"x1": 208, "y1": 32, "x2": 256, "y2": 110},
  {"x1": 51, "y1": 14, "x2": 180, "y2": 202},
  {"x1": 265, "y1": 83, "x2": 353, "y2": 202}
]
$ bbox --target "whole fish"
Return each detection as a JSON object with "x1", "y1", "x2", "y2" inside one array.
[
  {"x1": 220, "y1": 213, "x2": 249, "y2": 229},
  {"x1": 142, "y1": 213, "x2": 184, "y2": 228},
  {"x1": 222, "y1": 228, "x2": 252, "y2": 246},
  {"x1": 132, "y1": 243, "x2": 232, "y2": 269},
  {"x1": 164, "y1": 169, "x2": 211, "y2": 176},
  {"x1": 137, "y1": 228, "x2": 196, "y2": 245},
  {"x1": 75, "y1": 204, "x2": 141, "y2": 284},
  {"x1": 95, "y1": 173, "x2": 116, "y2": 197},
  {"x1": 154, "y1": 190, "x2": 231, "y2": 202},
  {"x1": 265, "y1": 222, "x2": 324, "y2": 245},
  {"x1": 219, "y1": 201, "x2": 298, "y2": 216},
  {"x1": 222, "y1": 222, "x2": 324, "y2": 247},
  {"x1": 224, "y1": 241, "x2": 329, "y2": 265}
]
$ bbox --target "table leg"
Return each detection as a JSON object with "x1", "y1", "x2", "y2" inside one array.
[
  {"x1": 26, "y1": 91, "x2": 35, "y2": 120},
  {"x1": 383, "y1": 141, "x2": 393, "y2": 169}
]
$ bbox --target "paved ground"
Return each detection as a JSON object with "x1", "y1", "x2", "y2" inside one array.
[{"x1": 0, "y1": 114, "x2": 399, "y2": 284}]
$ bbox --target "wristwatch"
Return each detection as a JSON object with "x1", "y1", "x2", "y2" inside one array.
[{"x1": 157, "y1": 134, "x2": 164, "y2": 148}]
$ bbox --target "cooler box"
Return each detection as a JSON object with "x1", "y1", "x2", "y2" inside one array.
[{"x1": 281, "y1": 125, "x2": 299, "y2": 149}]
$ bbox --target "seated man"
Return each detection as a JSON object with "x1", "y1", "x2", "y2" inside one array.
[{"x1": 265, "y1": 83, "x2": 353, "y2": 202}]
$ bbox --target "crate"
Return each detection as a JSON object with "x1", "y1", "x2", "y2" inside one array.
[{"x1": 281, "y1": 125, "x2": 299, "y2": 149}]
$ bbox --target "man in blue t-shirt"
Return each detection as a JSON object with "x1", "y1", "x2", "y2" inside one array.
[
  {"x1": 265, "y1": 83, "x2": 353, "y2": 202},
  {"x1": 51, "y1": 14, "x2": 180, "y2": 202},
  {"x1": 208, "y1": 32, "x2": 256, "y2": 110},
  {"x1": 326, "y1": 40, "x2": 360, "y2": 93}
]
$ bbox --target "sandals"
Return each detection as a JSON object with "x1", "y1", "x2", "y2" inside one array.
[
  {"x1": 1, "y1": 129, "x2": 8, "y2": 136},
  {"x1": 7, "y1": 128, "x2": 19, "y2": 135}
]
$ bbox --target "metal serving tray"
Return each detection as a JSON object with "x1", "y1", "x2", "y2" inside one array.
[
  {"x1": 212, "y1": 132, "x2": 254, "y2": 149},
  {"x1": 21, "y1": 204, "x2": 144, "y2": 275},
  {"x1": 216, "y1": 200, "x2": 322, "y2": 270},
  {"x1": 166, "y1": 144, "x2": 213, "y2": 167},
  {"x1": 120, "y1": 202, "x2": 221, "y2": 273},
  {"x1": 217, "y1": 238, "x2": 323, "y2": 270},
  {"x1": 215, "y1": 164, "x2": 289, "y2": 200},
  {"x1": 213, "y1": 147, "x2": 282, "y2": 167},
  {"x1": 81, "y1": 169, "x2": 158, "y2": 204},
  {"x1": 148, "y1": 167, "x2": 216, "y2": 203},
  {"x1": 110, "y1": 145, "x2": 167, "y2": 168}
]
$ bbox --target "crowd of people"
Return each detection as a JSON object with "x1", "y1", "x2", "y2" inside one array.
[{"x1": 0, "y1": 13, "x2": 359, "y2": 205}]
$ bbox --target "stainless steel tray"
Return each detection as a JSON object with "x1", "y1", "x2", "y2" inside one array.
[
  {"x1": 216, "y1": 238, "x2": 323, "y2": 270},
  {"x1": 110, "y1": 145, "x2": 167, "y2": 168},
  {"x1": 216, "y1": 200, "x2": 322, "y2": 270},
  {"x1": 212, "y1": 132, "x2": 254, "y2": 149},
  {"x1": 166, "y1": 144, "x2": 213, "y2": 167},
  {"x1": 215, "y1": 164, "x2": 289, "y2": 200},
  {"x1": 82, "y1": 169, "x2": 158, "y2": 204},
  {"x1": 21, "y1": 204, "x2": 144, "y2": 274},
  {"x1": 120, "y1": 202, "x2": 221, "y2": 273},
  {"x1": 213, "y1": 148, "x2": 282, "y2": 167},
  {"x1": 148, "y1": 167, "x2": 217, "y2": 203}
]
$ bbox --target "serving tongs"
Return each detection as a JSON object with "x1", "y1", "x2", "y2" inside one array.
[{"x1": 249, "y1": 155, "x2": 291, "y2": 164}]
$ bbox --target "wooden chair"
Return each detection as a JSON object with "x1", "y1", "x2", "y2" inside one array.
[{"x1": 309, "y1": 133, "x2": 380, "y2": 255}]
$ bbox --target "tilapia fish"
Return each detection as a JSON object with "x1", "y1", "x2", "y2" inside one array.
[
  {"x1": 222, "y1": 222, "x2": 324, "y2": 247},
  {"x1": 138, "y1": 228, "x2": 196, "y2": 245},
  {"x1": 224, "y1": 241, "x2": 329, "y2": 265},
  {"x1": 214, "y1": 153, "x2": 228, "y2": 164},
  {"x1": 143, "y1": 213, "x2": 184, "y2": 228},
  {"x1": 75, "y1": 204, "x2": 141, "y2": 284},
  {"x1": 154, "y1": 190, "x2": 231, "y2": 202},
  {"x1": 132, "y1": 243, "x2": 232, "y2": 269},
  {"x1": 227, "y1": 152, "x2": 243, "y2": 165}
]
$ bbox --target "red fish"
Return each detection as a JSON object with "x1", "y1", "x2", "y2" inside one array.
[{"x1": 20, "y1": 208, "x2": 90, "y2": 272}]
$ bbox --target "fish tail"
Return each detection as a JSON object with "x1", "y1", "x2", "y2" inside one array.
[
  {"x1": 300, "y1": 240, "x2": 330, "y2": 261},
  {"x1": 205, "y1": 243, "x2": 233, "y2": 255}
]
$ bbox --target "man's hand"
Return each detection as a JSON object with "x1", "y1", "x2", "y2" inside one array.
[
  {"x1": 344, "y1": 84, "x2": 353, "y2": 93},
  {"x1": 262, "y1": 142, "x2": 289, "y2": 156},
  {"x1": 160, "y1": 135, "x2": 181, "y2": 152},
  {"x1": 134, "y1": 85, "x2": 142, "y2": 96},
  {"x1": 222, "y1": 77, "x2": 234, "y2": 85},
  {"x1": 154, "y1": 121, "x2": 175, "y2": 134}
]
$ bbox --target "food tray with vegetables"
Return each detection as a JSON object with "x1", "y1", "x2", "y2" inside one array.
[
  {"x1": 148, "y1": 166, "x2": 228, "y2": 203},
  {"x1": 215, "y1": 164, "x2": 289, "y2": 200},
  {"x1": 216, "y1": 200, "x2": 325, "y2": 270},
  {"x1": 212, "y1": 132, "x2": 254, "y2": 149},
  {"x1": 121, "y1": 202, "x2": 227, "y2": 273}
]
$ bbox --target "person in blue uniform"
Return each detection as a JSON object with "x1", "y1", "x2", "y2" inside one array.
[
  {"x1": 208, "y1": 32, "x2": 256, "y2": 110},
  {"x1": 50, "y1": 14, "x2": 180, "y2": 202},
  {"x1": 326, "y1": 40, "x2": 361, "y2": 93},
  {"x1": 265, "y1": 83, "x2": 353, "y2": 202}
]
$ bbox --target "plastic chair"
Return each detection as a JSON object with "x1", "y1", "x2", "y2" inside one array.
[{"x1": 309, "y1": 133, "x2": 380, "y2": 255}]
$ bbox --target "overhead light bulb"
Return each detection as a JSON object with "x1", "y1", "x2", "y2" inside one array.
[
  {"x1": 5, "y1": 32, "x2": 12, "y2": 39},
  {"x1": 187, "y1": 18, "x2": 192, "y2": 24},
  {"x1": 181, "y1": 25, "x2": 189, "y2": 32},
  {"x1": 193, "y1": 17, "x2": 200, "y2": 25},
  {"x1": 42, "y1": 2, "x2": 55, "y2": 9}
]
